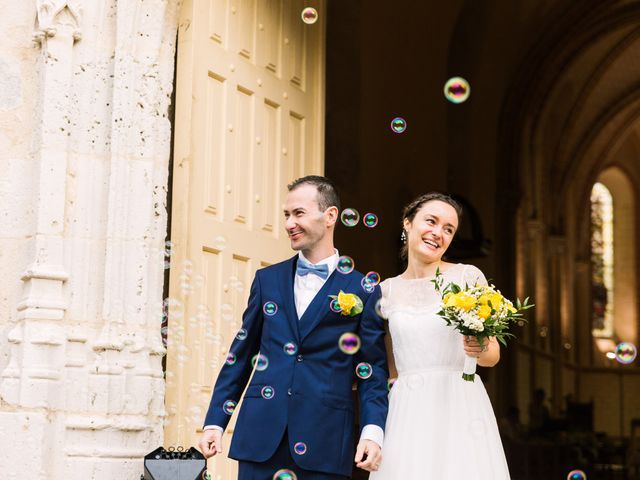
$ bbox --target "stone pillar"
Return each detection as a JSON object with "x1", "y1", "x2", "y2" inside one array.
[
  {"x1": 574, "y1": 259, "x2": 592, "y2": 368},
  {"x1": 0, "y1": 3, "x2": 78, "y2": 477},
  {"x1": 527, "y1": 220, "x2": 548, "y2": 348},
  {"x1": 548, "y1": 235, "x2": 568, "y2": 413},
  {"x1": 0, "y1": 1, "x2": 180, "y2": 478}
]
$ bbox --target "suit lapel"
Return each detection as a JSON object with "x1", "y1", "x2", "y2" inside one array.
[
  {"x1": 279, "y1": 256, "x2": 300, "y2": 341},
  {"x1": 299, "y1": 269, "x2": 351, "y2": 342}
]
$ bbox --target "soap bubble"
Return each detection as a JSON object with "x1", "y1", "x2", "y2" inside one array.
[
  {"x1": 444, "y1": 76, "x2": 470, "y2": 104},
  {"x1": 340, "y1": 208, "x2": 360, "y2": 227},
  {"x1": 390, "y1": 117, "x2": 407, "y2": 133},
  {"x1": 301, "y1": 7, "x2": 318, "y2": 24}
]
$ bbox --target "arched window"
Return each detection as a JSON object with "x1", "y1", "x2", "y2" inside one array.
[
  {"x1": 590, "y1": 168, "x2": 637, "y2": 350},
  {"x1": 591, "y1": 182, "x2": 614, "y2": 338}
]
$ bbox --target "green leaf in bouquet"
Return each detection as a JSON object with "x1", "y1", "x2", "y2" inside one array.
[{"x1": 352, "y1": 295, "x2": 364, "y2": 316}]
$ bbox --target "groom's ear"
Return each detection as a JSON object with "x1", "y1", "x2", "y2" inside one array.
[{"x1": 325, "y1": 206, "x2": 339, "y2": 226}]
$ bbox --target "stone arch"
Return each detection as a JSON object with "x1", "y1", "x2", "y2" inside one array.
[{"x1": 497, "y1": 1, "x2": 640, "y2": 371}]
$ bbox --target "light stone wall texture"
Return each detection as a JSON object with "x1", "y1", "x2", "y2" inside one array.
[{"x1": 0, "y1": 1, "x2": 180, "y2": 478}]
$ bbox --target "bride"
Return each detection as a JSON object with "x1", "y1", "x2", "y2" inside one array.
[{"x1": 370, "y1": 192, "x2": 511, "y2": 479}]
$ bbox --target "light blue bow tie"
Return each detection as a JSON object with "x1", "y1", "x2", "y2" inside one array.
[{"x1": 296, "y1": 259, "x2": 329, "y2": 280}]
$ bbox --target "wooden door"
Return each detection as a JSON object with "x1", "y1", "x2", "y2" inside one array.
[{"x1": 166, "y1": 1, "x2": 325, "y2": 478}]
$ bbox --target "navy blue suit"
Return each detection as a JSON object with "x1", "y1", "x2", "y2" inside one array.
[{"x1": 203, "y1": 255, "x2": 389, "y2": 478}]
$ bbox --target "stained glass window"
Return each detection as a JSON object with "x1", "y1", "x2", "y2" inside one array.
[{"x1": 591, "y1": 182, "x2": 614, "y2": 338}]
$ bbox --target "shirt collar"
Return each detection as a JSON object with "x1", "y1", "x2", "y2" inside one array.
[{"x1": 298, "y1": 249, "x2": 339, "y2": 275}]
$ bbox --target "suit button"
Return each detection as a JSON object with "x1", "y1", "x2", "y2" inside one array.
[
  {"x1": 296, "y1": 354, "x2": 303, "y2": 362},
  {"x1": 287, "y1": 388, "x2": 292, "y2": 396}
]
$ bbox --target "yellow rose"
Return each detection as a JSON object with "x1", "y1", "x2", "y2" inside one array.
[
  {"x1": 480, "y1": 292, "x2": 503, "y2": 310},
  {"x1": 455, "y1": 293, "x2": 477, "y2": 311},
  {"x1": 477, "y1": 304, "x2": 492, "y2": 320},
  {"x1": 338, "y1": 291, "x2": 357, "y2": 313},
  {"x1": 444, "y1": 293, "x2": 457, "y2": 308}
]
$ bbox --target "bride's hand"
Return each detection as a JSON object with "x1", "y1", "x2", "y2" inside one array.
[
  {"x1": 463, "y1": 336, "x2": 486, "y2": 357},
  {"x1": 463, "y1": 336, "x2": 500, "y2": 367}
]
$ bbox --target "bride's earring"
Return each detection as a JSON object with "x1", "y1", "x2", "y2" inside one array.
[{"x1": 400, "y1": 229, "x2": 407, "y2": 244}]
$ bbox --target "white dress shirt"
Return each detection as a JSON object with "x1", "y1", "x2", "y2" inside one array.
[{"x1": 205, "y1": 249, "x2": 384, "y2": 448}]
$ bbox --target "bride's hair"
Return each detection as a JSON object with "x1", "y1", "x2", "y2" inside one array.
[{"x1": 400, "y1": 192, "x2": 463, "y2": 260}]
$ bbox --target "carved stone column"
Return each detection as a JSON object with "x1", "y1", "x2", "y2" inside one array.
[
  {"x1": 0, "y1": 2, "x2": 79, "y2": 477},
  {"x1": 0, "y1": 1, "x2": 180, "y2": 478}
]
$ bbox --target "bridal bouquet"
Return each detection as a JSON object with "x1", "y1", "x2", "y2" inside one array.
[{"x1": 432, "y1": 269, "x2": 533, "y2": 381}]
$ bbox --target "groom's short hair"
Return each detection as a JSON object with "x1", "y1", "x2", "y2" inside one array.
[{"x1": 287, "y1": 175, "x2": 341, "y2": 212}]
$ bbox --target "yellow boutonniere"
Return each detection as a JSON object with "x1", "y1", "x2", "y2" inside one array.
[{"x1": 329, "y1": 291, "x2": 363, "y2": 317}]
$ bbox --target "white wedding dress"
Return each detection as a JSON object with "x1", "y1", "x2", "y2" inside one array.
[{"x1": 370, "y1": 263, "x2": 511, "y2": 480}]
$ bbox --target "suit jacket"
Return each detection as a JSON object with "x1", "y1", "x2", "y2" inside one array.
[{"x1": 203, "y1": 255, "x2": 389, "y2": 476}]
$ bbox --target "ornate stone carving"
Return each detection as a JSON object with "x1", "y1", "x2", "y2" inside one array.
[{"x1": 33, "y1": 0, "x2": 82, "y2": 44}]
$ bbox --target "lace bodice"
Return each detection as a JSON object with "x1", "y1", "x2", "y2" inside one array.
[{"x1": 380, "y1": 263, "x2": 487, "y2": 374}]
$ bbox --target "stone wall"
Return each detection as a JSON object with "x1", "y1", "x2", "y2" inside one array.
[{"x1": 0, "y1": 1, "x2": 179, "y2": 478}]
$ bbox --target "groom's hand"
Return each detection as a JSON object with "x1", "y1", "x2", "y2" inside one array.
[
  {"x1": 355, "y1": 439, "x2": 382, "y2": 472},
  {"x1": 198, "y1": 429, "x2": 223, "y2": 459}
]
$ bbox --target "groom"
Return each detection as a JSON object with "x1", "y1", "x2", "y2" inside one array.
[{"x1": 199, "y1": 176, "x2": 389, "y2": 479}]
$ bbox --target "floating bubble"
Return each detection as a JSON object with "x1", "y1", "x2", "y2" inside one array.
[
  {"x1": 293, "y1": 442, "x2": 307, "y2": 455},
  {"x1": 375, "y1": 299, "x2": 386, "y2": 319},
  {"x1": 444, "y1": 76, "x2": 470, "y2": 104},
  {"x1": 337, "y1": 256, "x2": 355, "y2": 274},
  {"x1": 252, "y1": 354, "x2": 269, "y2": 371},
  {"x1": 236, "y1": 328, "x2": 248, "y2": 341},
  {"x1": 360, "y1": 278, "x2": 375, "y2": 294},
  {"x1": 365, "y1": 271, "x2": 381, "y2": 286},
  {"x1": 567, "y1": 470, "x2": 587, "y2": 480},
  {"x1": 340, "y1": 208, "x2": 360, "y2": 227},
  {"x1": 263, "y1": 301, "x2": 278, "y2": 316},
  {"x1": 194, "y1": 273, "x2": 205, "y2": 290},
  {"x1": 225, "y1": 352, "x2": 237, "y2": 366},
  {"x1": 338, "y1": 332, "x2": 361, "y2": 355},
  {"x1": 261, "y1": 386, "x2": 275, "y2": 399},
  {"x1": 221, "y1": 303, "x2": 234, "y2": 322},
  {"x1": 273, "y1": 469, "x2": 297, "y2": 480},
  {"x1": 182, "y1": 259, "x2": 194, "y2": 274},
  {"x1": 208, "y1": 333, "x2": 224, "y2": 346},
  {"x1": 230, "y1": 276, "x2": 245, "y2": 293},
  {"x1": 283, "y1": 342, "x2": 298, "y2": 355},
  {"x1": 363, "y1": 213, "x2": 378, "y2": 228},
  {"x1": 222, "y1": 400, "x2": 237, "y2": 415},
  {"x1": 165, "y1": 297, "x2": 182, "y2": 313},
  {"x1": 213, "y1": 236, "x2": 227, "y2": 251},
  {"x1": 387, "y1": 378, "x2": 396, "y2": 391},
  {"x1": 356, "y1": 362, "x2": 373, "y2": 379},
  {"x1": 615, "y1": 342, "x2": 637, "y2": 364},
  {"x1": 390, "y1": 117, "x2": 407, "y2": 133},
  {"x1": 329, "y1": 298, "x2": 342, "y2": 313},
  {"x1": 301, "y1": 7, "x2": 318, "y2": 24}
]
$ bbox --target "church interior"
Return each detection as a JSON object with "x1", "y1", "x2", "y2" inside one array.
[{"x1": 322, "y1": 1, "x2": 640, "y2": 478}]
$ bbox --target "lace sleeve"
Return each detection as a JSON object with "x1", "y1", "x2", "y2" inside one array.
[
  {"x1": 462, "y1": 264, "x2": 488, "y2": 288},
  {"x1": 378, "y1": 278, "x2": 391, "y2": 318}
]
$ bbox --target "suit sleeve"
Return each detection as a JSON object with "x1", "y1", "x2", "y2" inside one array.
[
  {"x1": 355, "y1": 285, "x2": 389, "y2": 432},
  {"x1": 202, "y1": 272, "x2": 264, "y2": 429}
]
